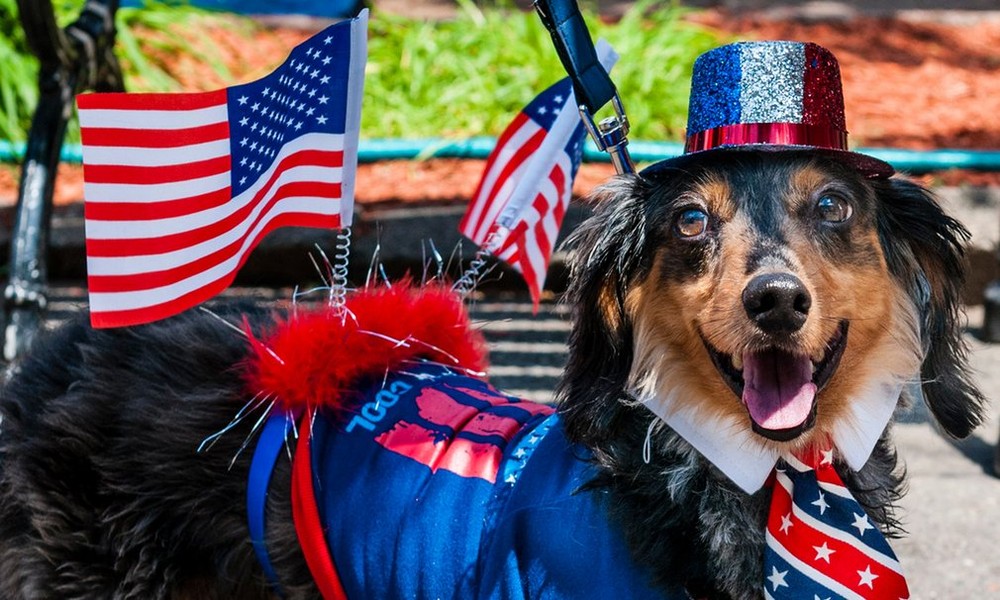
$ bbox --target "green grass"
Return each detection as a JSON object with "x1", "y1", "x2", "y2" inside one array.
[
  {"x1": 0, "y1": 0, "x2": 723, "y2": 149},
  {"x1": 0, "y1": 0, "x2": 230, "y2": 145},
  {"x1": 364, "y1": 0, "x2": 722, "y2": 141}
]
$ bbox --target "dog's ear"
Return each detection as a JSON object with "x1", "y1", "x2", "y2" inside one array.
[
  {"x1": 875, "y1": 177, "x2": 987, "y2": 438},
  {"x1": 557, "y1": 175, "x2": 655, "y2": 446}
]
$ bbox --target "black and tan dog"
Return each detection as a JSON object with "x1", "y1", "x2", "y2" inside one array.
[{"x1": 0, "y1": 42, "x2": 987, "y2": 599}]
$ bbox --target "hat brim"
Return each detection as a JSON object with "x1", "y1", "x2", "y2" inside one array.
[{"x1": 640, "y1": 144, "x2": 894, "y2": 179}]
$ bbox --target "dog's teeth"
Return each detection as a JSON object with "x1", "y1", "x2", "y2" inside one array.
[
  {"x1": 731, "y1": 353, "x2": 743, "y2": 370},
  {"x1": 811, "y1": 362, "x2": 818, "y2": 374}
]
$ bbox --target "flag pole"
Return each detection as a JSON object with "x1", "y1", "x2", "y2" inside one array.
[{"x1": 452, "y1": 228, "x2": 503, "y2": 298}]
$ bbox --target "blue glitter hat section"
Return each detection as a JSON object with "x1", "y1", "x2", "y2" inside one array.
[
  {"x1": 686, "y1": 41, "x2": 811, "y2": 135},
  {"x1": 686, "y1": 44, "x2": 742, "y2": 135}
]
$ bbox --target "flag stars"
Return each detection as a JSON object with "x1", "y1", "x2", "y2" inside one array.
[
  {"x1": 317, "y1": 115, "x2": 328, "y2": 125},
  {"x1": 318, "y1": 95, "x2": 329, "y2": 104},
  {"x1": 857, "y1": 565, "x2": 879, "y2": 589},
  {"x1": 322, "y1": 55, "x2": 332, "y2": 65},
  {"x1": 239, "y1": 116, "x2": 249, "y2": 126},
  {"x1": 820, "y1": 449, "x2": 835, "y2": 465},
  {"x1": 851, "y1": 512, "x2": 875, "y2": 536},
  {"x1": 239, "y1": 137, "x2": 249, "y2": 147},
  {"x1": 812, "y1": 491, "x2": 830, "y2": 515},
  {"x1": 778, "y1": 513, "x2": 793, "y2": 534},
  {"x1": 249, "y1": 141, "x2": 258, "y2": 151},
  {"x1": 323, "y1": 35, "x2": 333, "y2": 44},
  {"x1": 766, "y1": 567, "x2": 789, "y2": 591},
  {"x1": 250, "y1": 102, "x2": 260, "y2": 112},
  {"x1": 813, "y1": 542, "x2": 835, "y2": 563},
  {"x1": 308, "y1": 89, "x2": 317, "y2": 98},
  {"x1": 320, "y1": 75, "x2": 331, "y2": 85},
  {"x1": 237, "y1": 95, "x2": 249, "y2": 105},
  {"x1": 239, "y1": 157, "x2": 248, "y2": 167},
  {"x1": 239, "y1": 176, "x2": 247, "y2": 185}
]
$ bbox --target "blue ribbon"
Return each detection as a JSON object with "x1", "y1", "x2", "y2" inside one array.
[{"x1": 247, "y1": 411, "x2": 296, "y2": 596}]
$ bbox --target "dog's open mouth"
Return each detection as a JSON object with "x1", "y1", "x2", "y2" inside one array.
[{"x1": 703, "y1": 321, "x2": 849, "y2": 441}]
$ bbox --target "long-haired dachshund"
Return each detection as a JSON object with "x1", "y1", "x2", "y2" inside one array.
[
  {"x1": 0, "y1": 148, "x2": 985, "y2": 599},
  {"x1": 0, "y1": 39, "x2": 988, "y2": 599}
]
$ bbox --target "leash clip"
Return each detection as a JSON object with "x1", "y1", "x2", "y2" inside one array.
[{"x1": 579, "y1": 92, "x2": 635, "y2": 174}]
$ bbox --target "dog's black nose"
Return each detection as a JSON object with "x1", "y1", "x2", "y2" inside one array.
[{"x1": 742, "y1": 273, "x2": 811, "y2": 334}]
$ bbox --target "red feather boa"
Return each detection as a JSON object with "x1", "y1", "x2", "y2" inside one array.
[{"x1": 244, "y1": 284, "x2": 489, "y2": 416}]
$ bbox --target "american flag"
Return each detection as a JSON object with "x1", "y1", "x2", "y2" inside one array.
[
  {"x1": 78, "y1": 10, "x2": 368, "y2": 328},
  {"x1": 764, "y1": 449, "x2": 910, "y2": 600},
  {"x1": 459, "y1": 42, "x2": 617, "y2": 308}
]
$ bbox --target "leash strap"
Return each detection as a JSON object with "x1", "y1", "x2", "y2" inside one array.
[
  {"x1": 532, "y1": 0, "x2": 635, "y2": 173},
  {"x1": 532, "y1": 0, "x2": 615, "y2": 114},
  {"x1": 247, "y1": 412, "x2": 295, "y2": 596},
  {"x1": 292, "y1": 412, "x2": 348, "y2": 600}
]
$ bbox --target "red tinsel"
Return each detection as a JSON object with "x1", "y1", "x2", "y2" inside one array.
[{"x1": 244, "y1": 284, "x2": 489, "y2": 415}]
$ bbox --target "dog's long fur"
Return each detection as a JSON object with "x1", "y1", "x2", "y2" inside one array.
[{"x1": 0, "y1": 150, "x2": 986, "y2": 599}]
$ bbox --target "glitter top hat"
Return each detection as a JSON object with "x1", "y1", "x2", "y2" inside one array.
[{"x1": 648, "y1": 41, "x2": 893, "y2": 178}]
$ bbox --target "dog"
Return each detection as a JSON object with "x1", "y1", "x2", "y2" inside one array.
[
  {"x1": 0, "y1": 147, "x2": 985, "y2": 600},
  {"x1": 0, "y1": 41, "x2": 988, "y2": 599}
]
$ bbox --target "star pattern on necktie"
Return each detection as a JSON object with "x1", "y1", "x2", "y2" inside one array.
[{"x1": 764, "y1": 446, "x2": 910, "y2": 599}]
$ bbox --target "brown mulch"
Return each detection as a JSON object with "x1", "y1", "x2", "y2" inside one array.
[{"x1": 3, "y1": 9, "x2": 999, "y2": 208}]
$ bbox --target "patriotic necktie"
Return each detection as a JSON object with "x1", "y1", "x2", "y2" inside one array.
[{"x1": 764, "y1": 447, "x2": 910, "y2": 600}]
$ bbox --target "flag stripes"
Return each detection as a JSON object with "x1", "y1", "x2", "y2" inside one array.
[
  {"x1": 78, "y1": 11, "x2": 368, "y2": 328},
  {"x1": 459, "y1": 40, "x2": 616, "y2": 308}
]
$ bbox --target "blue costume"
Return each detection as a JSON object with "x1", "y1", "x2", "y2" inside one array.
[{"x1": 250, "y1": 362, "x2": 687, "y2": 599}]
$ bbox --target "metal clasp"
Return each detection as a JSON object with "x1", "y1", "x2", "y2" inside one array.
[{"x1": 579, "y1": 93, "x2": 635, "y2": 174}]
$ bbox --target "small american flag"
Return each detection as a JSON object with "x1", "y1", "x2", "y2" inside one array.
[
  {"x1": 78, "y1": 10, "x2": 368, "y2": 328},
  {"x1": 764, "y1": 448, "x2": 910, "y2": 600},
  {"x1": 459, "y1": 42, "x2": 616, "y2": 308}
]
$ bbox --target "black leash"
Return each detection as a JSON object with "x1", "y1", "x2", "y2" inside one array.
[{"x1": 532, "y1": 0, "x2": 635, "y2": 174}]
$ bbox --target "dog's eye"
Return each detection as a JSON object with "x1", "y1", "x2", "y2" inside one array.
[
  {"x1": 816, "y1": 195, "x2": 853, "y2": 223},
  {"x1": 676, "y1": 208, "x2": 709, "y2": 238}
]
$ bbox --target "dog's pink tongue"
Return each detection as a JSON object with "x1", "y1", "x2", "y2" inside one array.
[{"x1": 742, "y1": 349, "x2": 816, "y2": 431}]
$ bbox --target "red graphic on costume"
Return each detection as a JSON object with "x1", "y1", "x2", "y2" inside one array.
[{"x1": 374, "y1": 384, "x2": 554, "y2": 483}]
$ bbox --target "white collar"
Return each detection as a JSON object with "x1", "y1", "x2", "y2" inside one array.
[{"x1": 637, "y1": 376, "x2": 905, "y2": 493}]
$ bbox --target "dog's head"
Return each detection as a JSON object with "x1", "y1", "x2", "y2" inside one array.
[{"x1": 559, "y1": 149, "x2": 985, "y2": 463}]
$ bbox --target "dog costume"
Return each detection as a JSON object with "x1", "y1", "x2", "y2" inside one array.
[{"x1": 243, "y1": 286, "x2": 678, "y2": 599}]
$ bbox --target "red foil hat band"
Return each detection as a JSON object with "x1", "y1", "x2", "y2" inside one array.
[{"x1": 685, "y1": 122, "x2": 850, "y2": 154}]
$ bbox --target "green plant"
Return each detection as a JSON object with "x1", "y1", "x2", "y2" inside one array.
[
  {"x1": 363, "y1": 0, "x2": 722, "y2": 140},
  {"x1": 0, "y1": 0, "x2": 723, "y2": 151},
  {"x1": 0, "y1": 0, "x2": 229, "y2": 145}
]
